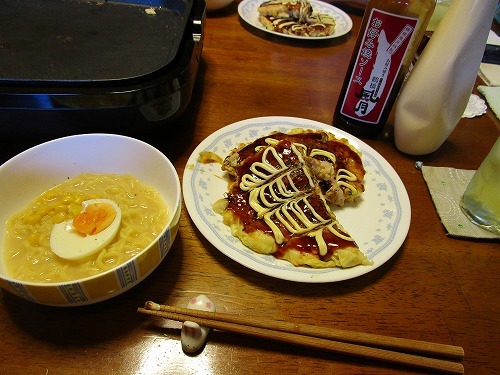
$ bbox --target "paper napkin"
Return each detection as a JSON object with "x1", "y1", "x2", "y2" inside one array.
[
  {"x1": 479, "y1": 31, "x2": 500, "y2": 86},
  {"x1": 479, "y1": 63, "x2": 500, "y2": 86},
  {"x1": 477, "y1": 85, "x2": 500, "y2": 119},
  {"x1": 421, "y1": 165, "x2": 500, "y2": 239}
]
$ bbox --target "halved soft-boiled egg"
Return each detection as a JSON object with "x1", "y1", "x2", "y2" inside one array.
[{"x1": 50, "y1": 198, "x2": 121, "y2": 260}]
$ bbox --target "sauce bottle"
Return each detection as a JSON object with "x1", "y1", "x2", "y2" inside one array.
[
  {"x1": 394, "y1": 0, "x2": 498, "y2": 155},
  {"x1": 333, "y1": 0, "x2": 435, "y2": 138}
]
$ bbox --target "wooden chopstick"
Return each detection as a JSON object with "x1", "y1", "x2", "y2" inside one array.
[
  {"x1": 141, "y1": 301, "x2": 463, "y2": 359},
  {"x1": 138, "y1": 302, "x2": 464, "y2": 374}
]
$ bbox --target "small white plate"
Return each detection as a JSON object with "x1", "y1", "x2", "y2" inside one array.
[
  {"x1": 238, "y1": 0, "x2": 353, "y2": 40},
  {"x1": 183, "y1": 117, "x2": 411, "y2": 283}
]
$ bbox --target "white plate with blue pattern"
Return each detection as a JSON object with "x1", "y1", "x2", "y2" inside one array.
[
  {"x1": 238, "y1": 0, "x2": 353, "y2": 40},
  {"x1": 183, "y1": 117, "x2": 411, "y2": 282}
]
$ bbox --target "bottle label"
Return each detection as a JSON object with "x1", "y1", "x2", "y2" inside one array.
[{"x1": 339, "y1": 9, "x2": 418, "y2": 124}]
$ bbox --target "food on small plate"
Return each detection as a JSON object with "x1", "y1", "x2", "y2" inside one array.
[
  {"x1": 258, "y1": 0, "x2": 312, "y2": 22},
  {"x1": 213, "y1": 129, "x2": 372, "y2": 269},
  {"x1": 258, "y1": 0, "x2": 336, "y2": 37}
]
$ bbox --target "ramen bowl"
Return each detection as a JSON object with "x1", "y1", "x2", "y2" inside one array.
[
  {"x1": 0, "y1": 134, "x2": 181, "y2": 306},
  {"x1": 206, "y1": 0, "x2": 233, "y2": 11}
]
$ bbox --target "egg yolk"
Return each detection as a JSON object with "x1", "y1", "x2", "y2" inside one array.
[
  {"x1": 50, "y1": 198, "x2": 122, "y2": 260},
  {"x1": 73, "y1": 202, "x2": 116, "y2": 235}
]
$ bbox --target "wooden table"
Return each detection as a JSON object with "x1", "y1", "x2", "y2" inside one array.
[{"x1": 1, "y1": 3, "x2": 499, "y2": 374}]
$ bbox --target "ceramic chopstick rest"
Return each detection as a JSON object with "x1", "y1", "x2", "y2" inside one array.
[{"x1": 181, "y1": 295, "x2": 216, "y2": 353}]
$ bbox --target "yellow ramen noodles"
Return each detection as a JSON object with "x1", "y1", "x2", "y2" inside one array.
[{"x1": 3, "y1": 173, "x2": 168, "y2": 283}]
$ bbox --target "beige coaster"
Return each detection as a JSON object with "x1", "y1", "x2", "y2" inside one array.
[
  {"x1": 421, "y1": 165, "x2": 500, "y2": 239},
  {"x1": 479, "y1": 63, "x2": 500, "y2": 87}
]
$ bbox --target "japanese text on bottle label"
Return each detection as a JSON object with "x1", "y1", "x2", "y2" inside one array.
[{"x1": 340, "y1": 9, "x2": 418, "y2": 124}]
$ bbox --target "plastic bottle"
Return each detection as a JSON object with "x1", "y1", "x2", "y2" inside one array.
[
  {"x1": 333, "y1": 0, "x2": 435, "y2": 138},
  {"x1": 394, "y1": 0, "x2": 498, "y2": 155}
]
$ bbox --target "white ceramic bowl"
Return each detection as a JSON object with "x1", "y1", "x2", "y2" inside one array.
[
  {"x1": 0, "y1": 134, "x2": 181, "y2": 306},
  {"x1": 206, "y1": 0, "x2": 233, "y2": 11}
]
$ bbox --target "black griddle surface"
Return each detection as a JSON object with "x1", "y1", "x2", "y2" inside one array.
[{"x1": 0, "y1": 0, "x2": 191, "y2": 83}]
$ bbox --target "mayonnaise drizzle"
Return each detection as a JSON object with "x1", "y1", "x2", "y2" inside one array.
[
  {"x1": 240, "y1": 137, "x2": 358, "y2": 254},
  {"x1": 310, "y1": 148, "x2": 336, "y2": 163},
  {"x1": 310, "y1": 148, "x2": 360, "y2": 198},
  {"x1": 240, "y1": 139, "x2": 307, "y2": 192},
  {"x1": 336, "y1": 169, "x2": 359, "y2": 197},
  {"x1": 260, "y1": 0, "x2": 312, "y2": 23}
]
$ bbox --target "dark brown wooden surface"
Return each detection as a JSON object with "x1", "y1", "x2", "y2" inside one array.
[{"x1": 1, "y1": 3, "x2": 499, "y2": 374}]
